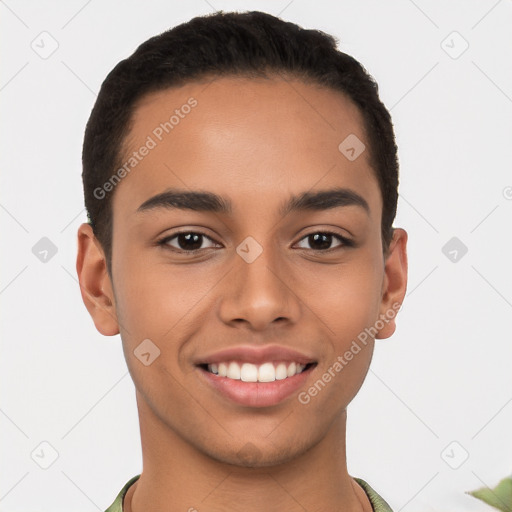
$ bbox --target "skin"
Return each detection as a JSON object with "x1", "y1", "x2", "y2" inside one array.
[{"x1": 76, "y1": 75, "x2": 407, "y2": 512}]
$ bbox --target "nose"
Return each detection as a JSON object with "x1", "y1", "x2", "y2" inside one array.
[{"x1": 218, "y1": 243, "x2": 301, "y2": 332}]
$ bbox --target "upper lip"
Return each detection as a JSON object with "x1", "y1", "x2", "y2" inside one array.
[{"x1": 194, "y1": 345, "x2": 317, "y2": 366}]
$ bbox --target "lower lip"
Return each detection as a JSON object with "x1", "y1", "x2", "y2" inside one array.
[{"x1": 197, "y1": 364, "x2": 316, "y2": 408}]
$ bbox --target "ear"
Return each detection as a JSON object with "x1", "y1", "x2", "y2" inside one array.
[
  {"x1": 375, "y1": 228, "x2": 408, "y2": 339},
  {"x1": 76, "y1": 223, "x2": 119, "y2": 336}
]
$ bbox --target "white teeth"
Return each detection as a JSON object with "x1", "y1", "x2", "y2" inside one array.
[
  {"x1": 205, "y1": 361, "x2": 310, "y2": 382},
  {"x1": 275, "y1": 363, "x2": 288, "y2": 380},
  {"x1": 227, "y1": 361, "x2": 241, "y2": 380},
  {"x1": 218, "y1": 362, "x2": 227, "y2": 377},
  {"x1": 240, "y1": 363, "x2": 258, "y2": 382},
  {"x1": 258, "y1": 362, "x2": 275, "y2": 382}
]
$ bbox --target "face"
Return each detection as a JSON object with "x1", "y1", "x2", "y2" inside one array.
[{"x1": 77, "y1": 76, "x2": 407, "y2": 468}]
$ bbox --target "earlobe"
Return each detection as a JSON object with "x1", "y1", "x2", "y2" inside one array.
[
  {"x1": 76, "y1": 223, "x2": 120, "y2": 336},
  {"x1": 376, "y1": 228, "x2": 408, "y2": 340}
]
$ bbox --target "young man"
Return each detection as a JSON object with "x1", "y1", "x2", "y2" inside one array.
[{"x1": 76, "y1": 10, "x2": 408, "y2": 512}]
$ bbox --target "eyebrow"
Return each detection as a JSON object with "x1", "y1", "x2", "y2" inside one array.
[{"x1": 136, "y1": 187, "x2": 370, "y2": 217}]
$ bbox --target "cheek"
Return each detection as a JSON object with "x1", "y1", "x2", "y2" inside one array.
[
  {"x1": 112, "y1": 256, "x2": 205, "y2": 395},
  {"x1": 301, "y1": 282, "x2": 380, "y2": 413},
  {"x1": 112, "y1": 250, "x2": 217, "y2": 344},
  {"x1": 305, "y1": 252, "x2": 383, "y2": 395},
  {"x1": 324, "y1": 280, "x2": 382, "y2": 340},
  {"x1": 311, "y1": 255, "x2": 384, "y2": 338}
]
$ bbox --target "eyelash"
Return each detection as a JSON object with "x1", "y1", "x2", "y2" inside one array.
[{"x1": 156, "y1": 230, "x2": 354, "y2": 255}]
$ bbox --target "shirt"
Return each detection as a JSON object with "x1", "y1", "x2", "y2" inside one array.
[{"x1": 104, "y1": 474, "x2": 393, "y2": 512}]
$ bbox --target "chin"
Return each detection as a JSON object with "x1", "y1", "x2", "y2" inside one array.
[{"x1": 206, "y1": 439, "x2": 307, "y2": 469}]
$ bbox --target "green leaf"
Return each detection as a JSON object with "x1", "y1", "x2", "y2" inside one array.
[{"x1": 467, "y1": 475, "x2": 512, "y2": 512}]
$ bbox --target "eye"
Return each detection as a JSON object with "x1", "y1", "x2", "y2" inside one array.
[
  {"x1": 158, "y1": 231, "x2": 220, "y2": 253},
  {"x1": 295, "y1": 231, "x2": 353, "y2": 251},
  {"x1": 157, "y1": 229, "x2": 354, "y2": 255}
]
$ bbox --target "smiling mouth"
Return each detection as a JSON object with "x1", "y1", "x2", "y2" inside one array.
[{"x1": 197, "y1": 361, "x2": 318, "y2": 383}]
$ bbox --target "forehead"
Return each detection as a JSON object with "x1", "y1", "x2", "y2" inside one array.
[{"x1": 112, "y1": 76, "x2": 381, "y2": 222}]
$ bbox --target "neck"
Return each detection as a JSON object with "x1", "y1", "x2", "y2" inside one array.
[{"x1": 125, "y1": 391, "x2": 372, "y2": 512}]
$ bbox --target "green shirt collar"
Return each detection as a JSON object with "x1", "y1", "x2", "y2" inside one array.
[
  {"x1": 104, "y1": 474, "x2": 140, "y2": 512},
  {"x1": 104, "y1": 474, "x2": 393, "y2": 512},
  {"x1": 354, "y1": 477, "x2": 394, "y2": 512}
]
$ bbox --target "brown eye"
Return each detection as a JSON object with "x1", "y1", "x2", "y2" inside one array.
[
  {"x1": 296, "y1": 232, "x2": 352, "y2": 251},
  {"x1": 159, "y1": 232, "x2": 219, "y2": 252}
]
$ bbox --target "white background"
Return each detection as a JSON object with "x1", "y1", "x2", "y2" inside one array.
[{"x1": 1, "y1": 1, "x2": 511, "y2": 511}]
